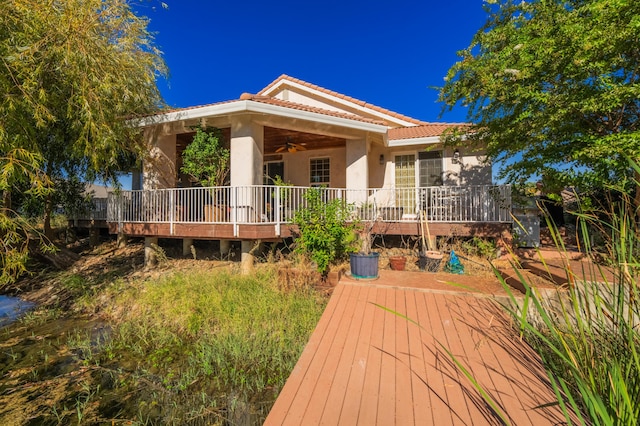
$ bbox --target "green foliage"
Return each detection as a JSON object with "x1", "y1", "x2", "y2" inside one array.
[
  {"x1": 0, "y1": 0, "x2": 165, "y2": 281},
  {"x1": 439, "y1": 0, "x2": 640, "y2": 193},
  {"x1": 0, "y1": 0, "x2": 166, "y2": 175},
  {"x1": 496, "y1": 181, "x2": 640, "y2": 424},
  {"x1": 111, "y1": 268, "x2": 326, "y2": 407},
  {"x1": 292, "y1": 188, "x2": 358, "y2": 274},
  {"x1": 180, "y1": 126, "x2": 230, "y2": 187},
  {"x1": 461, "y1": 237, "x2": 497, "y2": 260}
]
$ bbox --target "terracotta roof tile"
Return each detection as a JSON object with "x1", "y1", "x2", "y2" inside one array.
[
  {"x1": 148, "y1": 95, "x2": 385, "y2": 126},
  {"x1": 388, "y1": 123, "x2": 469, "y2": 140},
  {"x1": 258, "y1": 74, "x2": 429, "y2": 126},
  {"x1": 246, "y1": 95, "x2": 386, "y2": 125}
]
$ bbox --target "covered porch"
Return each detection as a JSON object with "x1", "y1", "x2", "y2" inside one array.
[{"x1": 106, "y1": 184, "x2": 512, "y2": 240}]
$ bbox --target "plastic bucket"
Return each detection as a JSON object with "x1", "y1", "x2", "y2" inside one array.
[
  {"x1": 350, "y1": 252, "x2": 380, "y2": 279},
  {"x1": 419, "y1": 251, "x2": 443, "y2": 272}
]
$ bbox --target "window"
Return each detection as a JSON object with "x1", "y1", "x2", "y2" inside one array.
[
  {"x1": 263, "y1": 161, "x2": 284, "y2": 185},
  {"x1": 394, "y1": 154, "x2": 416, "y2": 188},
  {"x1": 394, "y1": 154, "x2": 416, "y2": 215},
  {"x1": 419, "y1": 151, "x2": 443, "y2": 186},
  {"x1": 310, "y1": 158, "x2": 330, "y2": 186}
]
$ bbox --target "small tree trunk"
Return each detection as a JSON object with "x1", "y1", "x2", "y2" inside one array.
[
  {"x1": 1, "y1": 190, "x2": 11, "y2": 216},
  {"x1": 634, "y1": 172, "x2": 640, "y2": 221},
  {"x1": 43, "y1": 192, "x2": 54, "y2": 240}
]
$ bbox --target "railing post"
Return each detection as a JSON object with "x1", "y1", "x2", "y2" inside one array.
[
  {"x1": 169, "y1": 190, "x2": 175, "y2": 236},
  {"x1": 118, "y1": 193, "x2": 123, "y2": 234},
  {"x1": 275, "y1": 185, "x2": 281, "y2": 237},
  {"x1": 233, "y1": 186, "x2": 239, "y2": 237}
]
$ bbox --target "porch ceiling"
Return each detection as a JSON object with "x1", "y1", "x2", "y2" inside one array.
[
  {"x1": 175, "y1": 127, "x2": 345, "y2": 156},
  {"x1": 263, "y1": 126, "x2": 345, "y2": 154}
]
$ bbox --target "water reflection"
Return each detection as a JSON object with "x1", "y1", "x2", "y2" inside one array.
[{"x1": 0, "y1": 295, "x2": 34, "y2": 326}]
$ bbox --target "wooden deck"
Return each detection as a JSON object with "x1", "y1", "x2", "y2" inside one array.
[
  {"x1": 108, "y1": 221, "x2": 512, "y2": 241},
  {"x1": 265, "y1": 276, "x2": 571, "y2": 425}
]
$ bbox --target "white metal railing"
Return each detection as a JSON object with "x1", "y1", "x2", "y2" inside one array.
[
  {"x1": 70, "y1": 197, "x2": 108, "y2": 221},
  {"x1": 107, "y1": 184, "x2": 512, "y2": 235}
]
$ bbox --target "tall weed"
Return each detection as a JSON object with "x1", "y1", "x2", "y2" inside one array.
[
  {"x1": 107, "y1": 266, "x2": 326, "y2": 422},
  {"x1": 497, "y1": 183, "x2": 640, "y2": 425}
]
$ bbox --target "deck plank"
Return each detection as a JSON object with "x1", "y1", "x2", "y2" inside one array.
[
  {"x1": 393, "y1": 288, "x2": 414, "y2": 425},
  {"x1": 338, "y1": 286, "x2": 378, "y2": 423},
  {"x1": 405, "y1": 287, "x2": 433, "y2": 424},
  {"x1": 356, "y1": 286, "x2": 386, "y2": 425},
  {"x1": 376, "y1": 287, "x2": 397, "y2": 425},
  {"x1": 291, "y1": 283, "x2": 357, "y2": 424},
  {"x1": 318, "y1": 284, "x2": 368, "y2": 424},
  {"x1": 264, "y1": 281, "x2": 574, "y2": 426}
]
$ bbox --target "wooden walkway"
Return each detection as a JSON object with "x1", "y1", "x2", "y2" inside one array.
[{"x1": 264, "y1": 277, "x2": 571, "y2": 425}]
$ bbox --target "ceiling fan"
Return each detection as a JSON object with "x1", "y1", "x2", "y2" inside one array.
[{"x1": 275, "y1": 138, "x2": 307, "y2": 153}]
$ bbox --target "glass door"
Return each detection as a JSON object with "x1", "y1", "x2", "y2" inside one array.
[{"x1": 394, "y1": 154, "x2": 416, "y2": 218}]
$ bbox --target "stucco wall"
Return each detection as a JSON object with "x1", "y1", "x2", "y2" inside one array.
[
  {"x1": 278, "y1": 147, "x2": 346, "y2": 187},
  {"x1": 143, "y1": 131, "x2": 176, "y2": 190}
]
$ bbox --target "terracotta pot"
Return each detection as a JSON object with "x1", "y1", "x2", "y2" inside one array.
[{"x1": 389, "y1": 255, "x2": 407, "y2": 271}]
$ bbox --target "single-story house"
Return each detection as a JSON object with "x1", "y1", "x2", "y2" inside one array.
[{"x1": 106, "y1": 75, "x2": 512, "y2": 258}]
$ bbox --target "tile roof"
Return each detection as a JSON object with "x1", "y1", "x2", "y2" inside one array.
[
  {"x1": 388, "y1": 123, "x2": 469, "y2": 140},
  {"x1": 145, "y1": 75, "x2": 470, "y2": 140},
  {"x1": 242, "y1": 94, "x2": 386, "y2": 125},
  {"x1": 258, "y1": 74, "x2": 430, "y2": 126},
  {"x1": 148, "y1": 95, "x2": 385, "y2": 126}
]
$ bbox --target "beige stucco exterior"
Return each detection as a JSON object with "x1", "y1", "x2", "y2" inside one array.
[{"x1": 138, "y1": 75, "x2": 492, "y2": 193}]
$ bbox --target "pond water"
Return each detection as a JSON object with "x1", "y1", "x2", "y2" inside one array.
[{"x1": 0, "y1": 295, "x2": 34, "y2": 327}]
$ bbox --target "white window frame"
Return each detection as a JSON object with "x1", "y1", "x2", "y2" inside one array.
[
  {"x1": 418, "y1": 150, "x2": 444, "y2": 187},
  {"x1": 309, "y1": 157, "x2": 331, "y2": 187}
]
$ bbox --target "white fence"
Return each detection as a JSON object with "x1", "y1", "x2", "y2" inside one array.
[
  {"x1": 70, "y1": 197, "x2": 108, "y2": 221},
  {"x1": 107, "y1": 184, "x2": 511, "y2": 228}
]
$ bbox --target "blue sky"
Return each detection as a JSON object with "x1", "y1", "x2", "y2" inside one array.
[{"x1": 140, "y1": 0, "x2": 489, "y2": 124}]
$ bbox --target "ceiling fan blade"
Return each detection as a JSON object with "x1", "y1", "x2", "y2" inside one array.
[
  {"x1": 275, "y1": 146, "x2": 286, "y2": 153},
  {"x1": 291, "y1": 143, "x2": 307, "y2": 151}
]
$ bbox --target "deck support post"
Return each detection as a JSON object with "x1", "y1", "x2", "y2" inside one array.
[
  {"x1": 219, "y1": 239, "x2": 231, "y2": 259},
  {"x1": 89, "y1": 226, "x2": 100, "y2": 247},
  {"x1": 240, "y1": 240, "x2": 255, "y2": 275},
  {"x1": 144, "y1": 237, "x2": 159, "y2": 267},
  {"x1": 117, "y1": 233, "x2": 128, "y2": 249},
  {"x1": 182, "y1": 238, "x2": 194, "y2": 257}
]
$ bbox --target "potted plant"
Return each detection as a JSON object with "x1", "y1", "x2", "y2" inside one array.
[
  {"x1": 180, "y1": 126, "x2": 230, "y2": 222},
  {"x1": 389, "y1": 254, "x2": 407, "y2": 271},
  {"x1": 349, "y1": 216, "x2": 380, "y2": 279}
]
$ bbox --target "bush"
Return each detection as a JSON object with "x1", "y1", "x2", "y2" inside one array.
[{"x1": 292, "y1": 188, "x2": 358, "y2": 274}]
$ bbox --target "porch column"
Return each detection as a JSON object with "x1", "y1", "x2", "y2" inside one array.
[
  {"x1": 230, "y1": 116, "x2": 264, "y2": 187},
  {"x1": 143, "y1": 127, "x2": 176, "y2": 190},
  {"x1": 345, "y1": 137, "x2": 369, "y2": 205},
  {"x1": 230, "y1": 116, "x2": 264, "y2": 223}
]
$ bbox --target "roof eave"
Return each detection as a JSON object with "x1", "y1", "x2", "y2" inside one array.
[
  {"x1": 133, "y1": 100, "x2": 388, "y2": 134},
  {"x1": 260, "y1": 78, "x2": 426, "y2": 127},
  {"x1": 387, "y1": 136, "x2": 441, "y2": 147}
]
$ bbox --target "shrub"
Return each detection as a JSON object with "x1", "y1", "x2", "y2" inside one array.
[{"x1": 292, "y1": 188, "x2": 358, "y2": 275}]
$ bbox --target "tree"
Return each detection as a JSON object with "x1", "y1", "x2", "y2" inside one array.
[
  {"x1": 0, "y1": 0, "x2": 166, "y2": 283},
  {"x1": 180, "y1": 126, "x2": 230, "y2": 188},
  {"x1": 439, "y1": 0, "x2": 640, "y2": 199}
]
